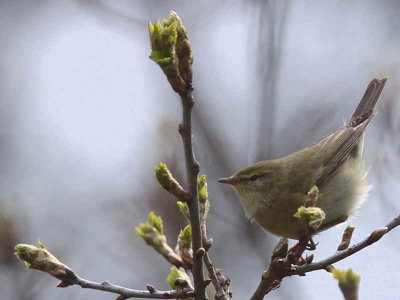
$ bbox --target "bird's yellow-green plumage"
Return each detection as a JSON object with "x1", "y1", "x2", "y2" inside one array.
[{"x1": 219, "y1": 78, "x2": 387, "y2": 239}]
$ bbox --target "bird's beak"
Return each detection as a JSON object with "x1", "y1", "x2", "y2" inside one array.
[{"x1": 217, "y1": 177, "x2": 238, "y2": 185}]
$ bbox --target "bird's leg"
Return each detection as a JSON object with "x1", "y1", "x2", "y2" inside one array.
[
  {"x1": 288, "y1": 230, "x2": 314, "y2": 265},
  {"x1": 291, "y1": 216, "x2": 349, "y2": 263},
  {"x1": 305, "y1": 237, "x2": 317, "y2": 250}
]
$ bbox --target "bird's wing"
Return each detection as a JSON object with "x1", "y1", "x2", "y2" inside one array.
[
  {"x1": 315, "y1": 120, "x2": 371, "y2": 186},
  {"x1": 321, "y1": 117, "x2": 371, "y2": 163},
  {"x1": 313, "y1": 78, "x2": 386, "y2": 186}
]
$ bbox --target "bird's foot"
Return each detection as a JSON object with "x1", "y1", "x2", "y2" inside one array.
[{"x1": 304, "y1": 237, "x2": 318, "y2": 250}]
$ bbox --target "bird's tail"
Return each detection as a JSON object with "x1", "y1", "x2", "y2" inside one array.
[{"x1": 349, "y1": 78, "x2": 387, "y2": 127}]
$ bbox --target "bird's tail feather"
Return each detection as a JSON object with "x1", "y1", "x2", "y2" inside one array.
[{"x1": 349, "y1": 78, "x2": 387, "y2": 127}]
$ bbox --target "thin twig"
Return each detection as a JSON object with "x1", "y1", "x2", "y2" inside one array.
[
  {"x1": 251, "y1": 214, "x2": 400, "y2": 299},
  {"x1": 293, "y1": 215, "x2": 399, "y2": 274},
  {"x1": 68, "y1": 274, "x2": 194, "y2": 299},
  {"x1": 199, "y1": 180, "x2": 229, "y2": 299},
  {"x1": 178, "y1": 87, "x2": 206, "y2": 300},
  {"x1": 203, "y1": 253, "x2": 229, "y2": 300}
]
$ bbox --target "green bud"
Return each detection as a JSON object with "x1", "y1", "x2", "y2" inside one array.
[
  {"x1": 148, "y1": 211, "x2": 164, "y2": 235},
  {"x1": 198, "y1": 175, "x2": 208, "y2": 203},
  {"x1": 305, "y1": 185, "x2": 319, "y2": 207},
  {"x1": 177, "y1": 201, "x2": 190, "y2": 220},
  {"x1": 178, "y1": 225, "x2": 192, "y2": 249},
  {"x1": 338, "y1": 225, "x2": 356, "y2": 251},
  {"x1": 177, "y1": 225, "x2": 193, "y2": 268},
  {"x1": 14, "y1": 241, "x2": 74, "y2": 281},
  {"x1": 148, "y1": 11, "x2": 192, "y2": 93},
  {"x1": 154, "y1": 163, "x2": 175, "y2": 194},
  {"x1": 136, "y1": 213, "x2": 185, "y2": 267},
  {"x1": 332, "y1": 268, "x2": 360, "y2": 298},
  {"x1": 135, "y1": 212, "x2": 165, "y2": 251},
  {"x1": 332, "y1": 268, "x2": 360, "y2": 285},
  {"x1": 155, "y1": 163, "x2": 189, "y2": 202},
  {"x1": 166, "y1": 266, "x2": 193, "y2": 290},
  {"x1": 198, "y1": 175, "x2": 210, "y2": 220},
  {"x1": 293, "y1": 206, "x2": 326, "y2": 231},
  {"x1": 148, "y1": 20, "x2": 178, "y2": 65},
  {"x1": 164, "y1": 11, "x2": 193, "y2": 84}
]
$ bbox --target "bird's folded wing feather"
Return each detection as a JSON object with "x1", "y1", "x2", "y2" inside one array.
[{"x1": 314, "y1": 78, "x2": 386, "y2": 185}]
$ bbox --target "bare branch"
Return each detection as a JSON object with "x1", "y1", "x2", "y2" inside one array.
[
  {"x1": 69, "y1": 275, "x2": 194, "y2": 299},
  {"x1": 250, "y1": 238, "x2": 289, "y2": 300},
  {"x1": 14, "y1": 242, "x2": 194, "y2": 299},
  {"x1": 251, "y1": 214, "x2": 400, "y2": 299},
  {"x1": 197, "y1": 176, "x2": 229, "y2": 299},
  {"x1": 178, "y1": 77, "x2": 206, "y2": 300},
  {"x1": 292, "y1": 215, "x2": 399, "y2": 275},
  {"x1": 203, "y1": 253, "x2": 230, "y2": 300}
]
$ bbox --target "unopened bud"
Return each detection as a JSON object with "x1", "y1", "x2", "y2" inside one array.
[
  {"x1": 368, "y1": 227, "x2": 388, "y2": 243},
  {"x1": 166, "y1": 266, "x2": 193, "y2": 290},
  {"x1": 154, "y1": 163, "x2": 190, "y2": 202},
  {"x1": 148, "y1": 11, "x2": 193, "y2": 94},
  {"x1": 15, "y1": 241, "x2": 74, "y2": 282}
]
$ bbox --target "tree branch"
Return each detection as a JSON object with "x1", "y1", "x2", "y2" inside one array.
[
  {"x1": 292, "y1": 216, "x2": 399, "y2": 275},
  {"x1": 69, "y1": 274, "x2": 194, "y2": 299},
  {"x1": 251, "y1": 214, "x2": 400, "y2": 299},
  {"x1": 203, "y1": 253, "x2": 230, "y2": 300},
  {"x1": 14, "y1": 242, "x2": 194, "y2": 299},
  {"x1": 179, "y1": 87, "x2": 206, "y2": 300}
]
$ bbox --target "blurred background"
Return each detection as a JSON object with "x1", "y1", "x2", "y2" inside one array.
[{"x1": 0, "y1": 0, "x2": 399, "y2": 299}]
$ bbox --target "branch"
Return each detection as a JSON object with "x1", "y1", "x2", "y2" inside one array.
[
  {"x1": 292, "y1": 225, "x2": 394, "y2": 274},
  {"x1": 197, "y1": 175, "x2": 229, "y2": 299},
  {"x1": 251, "y1": 214, "x2": 400, "y2": 299},
  {"x1": 69, "y1": 275, "x2": 194, "y2": 299},
  {"x1": 14, "y1": 243, "x2": 193, "y2": 299},
  {"x1": 179, "y1": 88, "x2": 206, "y2": 300},
  {"x1": 203, "y1": 253, "x2": 230, "y2": 300},
  {"x1": 148, "y1": 11, "x2": 206, "y2": 298}
]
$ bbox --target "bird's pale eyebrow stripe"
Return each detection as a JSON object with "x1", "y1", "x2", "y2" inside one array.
[{"x1": 241, "y1": 174, "x2": 266, "y2": 182}]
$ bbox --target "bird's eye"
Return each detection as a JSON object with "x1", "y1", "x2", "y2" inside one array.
[{"x1": 250, "y1": 174, "x2": 261, "y2": 181}]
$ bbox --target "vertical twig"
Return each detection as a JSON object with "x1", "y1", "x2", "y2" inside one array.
[
  {"x1": 203, "y1": 253, "x2": 230, "y2": 300},
  {"x1": 179, "y1": 88, "x2": 206, "y2": 300}
]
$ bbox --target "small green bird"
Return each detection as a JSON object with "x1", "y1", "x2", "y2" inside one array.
[{"x1": 218, "y1": 78, "x2": 387, "y2": 239}]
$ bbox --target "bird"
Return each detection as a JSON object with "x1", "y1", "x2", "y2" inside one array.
[{"x1": 218, "y1": 78, "x2": 387, "y2": 239}]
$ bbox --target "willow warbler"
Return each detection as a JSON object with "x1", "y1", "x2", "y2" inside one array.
[{"x1": 218, "y1": 78, "x2": 387, "y2": 239}]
